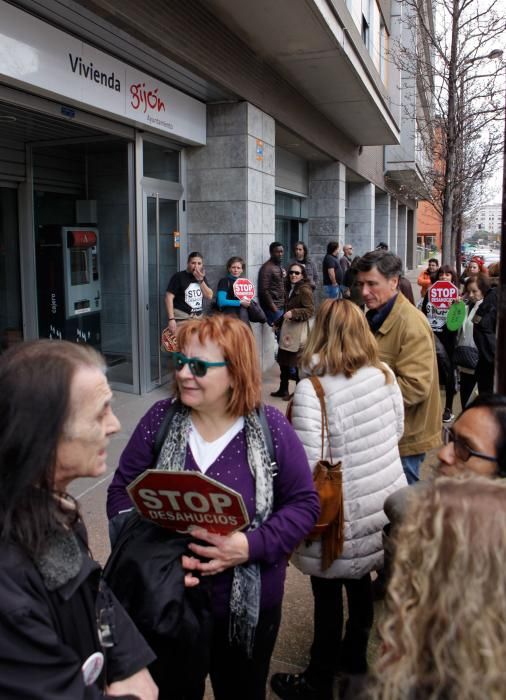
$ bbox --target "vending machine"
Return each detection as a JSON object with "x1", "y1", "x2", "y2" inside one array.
[{"x1": 36, "y1": 225, "x2": 102, "y2": 348}]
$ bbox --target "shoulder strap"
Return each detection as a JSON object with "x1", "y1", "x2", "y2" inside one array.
[
  {"x1": 153, "y1": 401, "x2": 180, "y2": 459},
  {"x1": 257, "y1": 404, "x2": 277, "y2": 474},
  {"x1": 308, "y1": 376, "x2": 333, "y2": 462}
]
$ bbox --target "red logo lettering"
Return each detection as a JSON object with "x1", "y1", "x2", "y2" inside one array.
[{"x1": 130, "y1": 82, "x2": 166, "y2": 114}]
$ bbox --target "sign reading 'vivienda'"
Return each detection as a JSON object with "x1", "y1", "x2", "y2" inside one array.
[{"x1": 0, "y1": 1, "x2": 206, "y2": 144}]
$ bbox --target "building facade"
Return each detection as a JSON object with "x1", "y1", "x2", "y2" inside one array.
[
  {"x1": 467, "y1": 203, "x2": 502, "y2": 237},
  {"x1": 0, "y1": 0, "x2": 428, "y2": 393}
]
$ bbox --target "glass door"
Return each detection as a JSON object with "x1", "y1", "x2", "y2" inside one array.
[{"x1": 144, "y1": 191, "x2": 178, "y2": 389}]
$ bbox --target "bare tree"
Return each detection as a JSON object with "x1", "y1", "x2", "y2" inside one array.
[{"x1": 389, "y1": 0, "x2": 505, "y2": 266}]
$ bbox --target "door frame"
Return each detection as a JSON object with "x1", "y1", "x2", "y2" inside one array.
[{"x1": 138, "y1": 179, "x2": 183, "y2": 393}]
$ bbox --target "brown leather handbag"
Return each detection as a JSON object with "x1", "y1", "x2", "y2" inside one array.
[{"x1": 307, "y1": 376, "x2": 345, "y2": 571}]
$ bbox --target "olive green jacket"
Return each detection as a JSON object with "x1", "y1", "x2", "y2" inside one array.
[{"x1": 373, "y1": 292, "x2": 441, "y2": 457}]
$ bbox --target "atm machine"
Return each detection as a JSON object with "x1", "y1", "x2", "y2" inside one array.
[{"x1": 37, "y1": 225, "x2": 102, "y2": 348}]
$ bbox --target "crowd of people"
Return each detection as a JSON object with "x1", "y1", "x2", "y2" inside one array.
[
  {"x1": 417, "y1": 254, "x2": 499, "y2": 419},
  {"x1": 0, "y1": 238, "x2": 503, "y2": 700}
]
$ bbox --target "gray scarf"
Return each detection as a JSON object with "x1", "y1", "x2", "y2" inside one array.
[{"x1": 155, "y1": 405, "x2": 274, "y2": 655}]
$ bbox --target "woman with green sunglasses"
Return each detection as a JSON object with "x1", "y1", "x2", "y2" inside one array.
[{"x1": 107, "y1": 314, "x2": 320, "y2": 700}]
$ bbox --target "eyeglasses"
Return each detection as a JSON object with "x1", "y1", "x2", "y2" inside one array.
[
  {"x1": 289, "y1": 270, "x2": 302, "y2": 276},
  {"x1": 168, "y1": 351, "x2": 228, "y2": 377},
  {"x1": 441, "y1": 426, "x2": 498, "y2": 463}
]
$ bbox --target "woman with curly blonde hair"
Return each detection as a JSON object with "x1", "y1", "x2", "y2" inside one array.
[{"x1": 367, "y1": 476, "x2": 506, "y2": 700}]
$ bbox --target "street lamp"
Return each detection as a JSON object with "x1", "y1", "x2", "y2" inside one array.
[{"x1": 496, "y1": 52, "x2": 506, "y2": 393}]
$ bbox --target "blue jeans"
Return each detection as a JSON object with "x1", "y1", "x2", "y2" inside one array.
[
  {"x1": 400, "y1": 453, "x2": 425, "y2": 485},
  {"x1": 264, "y1": 308, "x2": 284, "y2": 326},
  {"x1": 324, "y1": 284, "x2": 342, "y2": 299}
]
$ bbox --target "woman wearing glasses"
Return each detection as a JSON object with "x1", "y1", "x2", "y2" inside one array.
[
  {"x1": 107, "y1": 314, "x2": 320, "y2": 700},
  {"x1": 270, "y1": 263, "x2": 315, "y2": 400}
]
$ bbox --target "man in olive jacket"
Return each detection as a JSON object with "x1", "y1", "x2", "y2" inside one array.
[{"x1": 356, "y1": 251, "x2": 441, "y2": 484}]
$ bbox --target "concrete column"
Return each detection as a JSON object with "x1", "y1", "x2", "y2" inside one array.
[
  {"x1": 375, "y1": 192, "x2": 390, "y2": 249},
  {"x1": 390, "y1": 198, "x2": 398, "y2": 255},
  {"x1": 397, "y1": 204, "x2": 408, "y2": 269},
  {"x1": 308, "y1": 161, "x2": 345, "y2": 257},
  {"x1": 186, "y1": 101, "x2": 276, "y2": 368},
  {"x1": 346, "y1": 182, "x2": 375, "y2": 255},
  {"x1": 406, "y1": 208, "x2": 416, "y2": 270}
]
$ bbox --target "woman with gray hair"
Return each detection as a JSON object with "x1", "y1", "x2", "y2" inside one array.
[{"x1": 0, "y1": 340, "x2": 157, "y2": 699}]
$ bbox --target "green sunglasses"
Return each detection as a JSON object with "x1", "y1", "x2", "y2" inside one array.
[{"x1": 168, "y1": 351, "x2": 228, "y2": 377}]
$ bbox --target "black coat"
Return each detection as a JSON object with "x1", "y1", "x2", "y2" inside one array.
[
  {"x1": 473, "y1": 287, "x2": 497, "y2": 365},
  {"x1": 0, "y1": 523, "x2": 154, "y2": 699},
  {"x1": 103, "y1": 512, "x2": 213, "y2": 700}
]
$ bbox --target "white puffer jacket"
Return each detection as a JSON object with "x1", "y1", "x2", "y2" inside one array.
[{"x1": 290, "y1": 364, "x2": 406, "y2": 579}]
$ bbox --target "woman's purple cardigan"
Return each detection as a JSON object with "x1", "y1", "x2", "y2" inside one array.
[{"x1": 107, "y1": 401, "x2": 320, "y2": 618}]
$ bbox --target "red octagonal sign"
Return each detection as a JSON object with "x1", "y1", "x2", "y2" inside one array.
[
  {"x1": 428, "y1": 280, "x2": 459, "y2": 309},
  {"x1": 233, "y1": 277, "x2": 255, "y2": 302},
  {"x1": 127, "y1": 470, "x2": 250, "y2": 535}
]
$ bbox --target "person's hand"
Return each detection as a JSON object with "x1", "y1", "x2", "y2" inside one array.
[
  {"x1": 107, "y1": 668, "x2": 158, "y2": 700},
  {"x1": 240, "y1": 299, "x2": 251, "y2": 308},
  {"x1": 184, "y1": 528, "x2": 249, "y2": 576},
  {"x1": 168, "y1": 319, "x2": 177, "y2": 333},
  {"x1": 193, "y1": 267, "x2": 205, "y2": 283},
  {"x1": 283, "y1": 310, "x2": 293, "y2": 320}
]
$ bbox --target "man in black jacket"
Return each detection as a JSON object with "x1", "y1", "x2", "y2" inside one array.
[{"x1": 258, "y1": 241, "x2": 286, "y2": 325}]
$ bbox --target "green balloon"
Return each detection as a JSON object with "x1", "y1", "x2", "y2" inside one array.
[{"x1": 446, "y1": 301, "x2": 466, "y2": 331}]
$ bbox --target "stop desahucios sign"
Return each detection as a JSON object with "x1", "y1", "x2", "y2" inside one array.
[
  {"x1": 127, "y1": 470, "x2": 250, "y2": 535},
  {"x1": 233, "y1": 277, "x2": 255, "y2": 302},
  {"x1": 428, "y1": 280, "x2": 458, "y2": 309}
]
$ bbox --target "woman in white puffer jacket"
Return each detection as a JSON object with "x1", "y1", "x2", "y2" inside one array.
[{"x1": 271, "y1": 299, "x2": 406, "y2": 700}]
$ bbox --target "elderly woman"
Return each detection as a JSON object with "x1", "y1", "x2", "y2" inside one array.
[
  {"x1": 271, "y1": 262, "x2": 315, "y2": 400},
  {"x1": 107, "y1": 315, "x2": 319, "y2": 700},
  {"x1": 363, "y1": 476, "x2": 506, "y2": 700},
  {"x1": 0, "y1": 340, "x2": 157, "y2": 699},
  {"x1": 271, "y1": 299, "x2": 406, "y2": 700}
]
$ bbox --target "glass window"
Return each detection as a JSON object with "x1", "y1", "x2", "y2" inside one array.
[
  {"x1": 143, "y1": 141, "x2": 179, "y2": 181},
  {"x1": 33, "y1": 140, "x2": 135, "y2": 390},
  {"x1": 275, "y1": 192, "x2": 307, "y2": 258},
  {"x1": 0, "y1": 187, "x2": 22, "y2": 351}
]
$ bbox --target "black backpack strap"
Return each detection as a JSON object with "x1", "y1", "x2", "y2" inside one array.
[
  {"x1": 257, "y1": 404, "x2": 278, "y2": 477},
  {"x1": 153, "y1": 401, "x2": 181, "y2": 460}
]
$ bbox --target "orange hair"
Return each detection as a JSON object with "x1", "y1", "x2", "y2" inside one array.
[{"x1": 176, "y1": 315, "x2": 261, "y2": 416}]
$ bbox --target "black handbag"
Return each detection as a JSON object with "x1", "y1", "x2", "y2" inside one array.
[
  {"x1": 453, "y1": 344, "x2": 479, "y2": 369},
  {"x1": 247, "y1": 299, "x2": 267, "y2": 324}
]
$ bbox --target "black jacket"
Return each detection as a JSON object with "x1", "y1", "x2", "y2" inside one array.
[
  {"x1": 258, "y1": 259, "x2": 286, "y2": 311},
  {"x1": 0, "y1": 523, "x2": 154, "y2": 699},
  {"x1": 473, "y1": 287, "x2": 497, "y2": 364},
  {"x1": 103, "y1": 512, "x2": 213, "y2": 699}
]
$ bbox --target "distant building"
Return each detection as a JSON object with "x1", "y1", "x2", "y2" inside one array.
[
  {"x1": 417, "y1": 201, "x2": 442, "y2": 251},
  {"x1": 468, "y1": 204, "x2": 502, "y2": 236}
]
